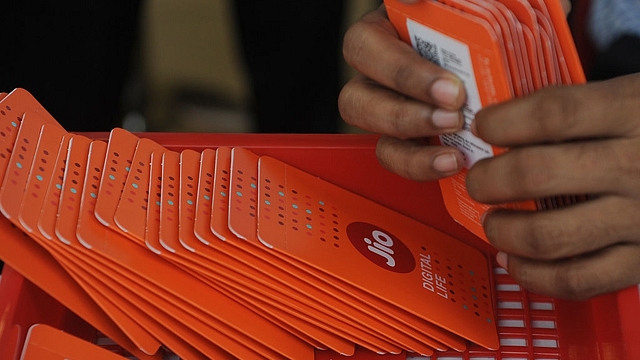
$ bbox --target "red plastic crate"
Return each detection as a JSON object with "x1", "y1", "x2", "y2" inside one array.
[{"x1": 0, "y1": 133, "x2": 638, "y2": 359}]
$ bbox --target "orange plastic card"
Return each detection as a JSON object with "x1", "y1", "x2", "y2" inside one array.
[
  {"x1": 227, "y1": 147, "x2": 260, "y2": 241},
  {"x1": 93, "y1": 128, "x2": 141, "y2": 228},
  {"x1": 114, "y1": 137, "x2": 167, "y2": 241},
  {"x1": 39, "y1": 135, "x2": 162, "y2": 354},
  {"x1": 150, "y1": 150, "x2": 315, "y2": 359},
  {"x1": 193, "y1": 148, "x2": 216, "y2": 244},
  {"x1": 21, "y1": 324, "x2": 128, "y2": 360},
  {"x1": 217, "y1": 149, "x2": 453, "y2": 354},
  {"x1": 0, "y1": 115, "x2": 162, "y2": 357},
  {"x1": 168, "y1": 149, "x2": 362, "y2": 356},
  {"x1": 256, "y1": 155, "x2": 499, "y2": 350},
  {"x1": 210, "y1": 146, "x2": 235, "y2": 241}
]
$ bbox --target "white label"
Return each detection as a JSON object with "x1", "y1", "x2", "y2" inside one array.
[{"x1": 406, "y1": 18, "x2": 494, "y2": 168}]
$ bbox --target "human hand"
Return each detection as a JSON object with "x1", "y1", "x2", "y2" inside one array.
[
  {"x1": 339, "y1": 4, "x2": 466, "y2": 182},
  {"x1": 467, "y1": 73, "x2": 640, "y2": 300}
]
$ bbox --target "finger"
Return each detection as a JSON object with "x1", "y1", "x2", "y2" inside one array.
[
  {"x1": 343, "y1": 6, "x2": 466, "y2": 110},
  {"x1": 497, "y1": 244, "x2": 640, "y2": 300},
  {"x1": 466, "y1": 137, "x2": 640, "y2": 204},
  {"x1": 560, "y1": 0, "x2": 571, "y2": 15},
  {"x1": 483, "y1": 196, "x2": 640, "y2": 261},
  {"x1": 376, "y1": 136, "x2": 464, "y2": 181},
  {"x1": 339, "y1": 75, "x2": 464, "y2": 138},
  {"x1": 472, "y1": 73, "x2": 640, "y2": 146}
]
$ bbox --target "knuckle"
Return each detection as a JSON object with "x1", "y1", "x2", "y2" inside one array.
[
  {"x1": 611, "y1": 141, "x2": 640, "y2": 183},
  {"x1": 375, "y1": 138, "x2": 394, "y2": 168},
  {"x1": 466, "y1": 158, "x2": 499, "y2": 203},
  {"x1": 531, "y1": 87, "x2": 579, "y2": 139},
  {"x1": 485, "y1": 212, "x2": 562, "y2": 259},
  {"x1": 392, "y1": 64, "x2": 417, "y2": 96},
  {"x1": 511, "y1": 264, "x2": 538, "y2": 293},
  {"x1": 555, "y1": 265, "x2": 599, "y2": 301},
  {"x1": 375, "y1": 138, "x2": 433, "y2": 181},
  {"x1": 342, "y1": 24, "x2": 365, "y2": 68},
  {"x1": 337, "y1": 84, "x2": 357, "y2": 124},
  {"x1": 389, "y1": 99, "x2": 423, "y2": 139},
  {"x1": 508, "y1": 150, "x2": 556, "y2": 196},
  {"x1": 523, "y1": 219, "x2": 566, "y2": 258},
  {"x1": 375, "y1": 138, "x2": 407, "y2": 176}
]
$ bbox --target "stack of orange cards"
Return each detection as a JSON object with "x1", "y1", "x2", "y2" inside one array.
[
  {"x1": 0, "y1": 88, "x2": 498, "y2": 358},
  {"x1": 384, "y1": 0, "x2": 586, "y2": 242}
]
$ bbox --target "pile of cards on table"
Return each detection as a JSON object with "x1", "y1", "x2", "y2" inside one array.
[
  {"x1": 384, "y1": 0, "x2": 586, "y2": 242},
  {"x1": 0, "y1": 88, "x2": 497, "y2": 359}
]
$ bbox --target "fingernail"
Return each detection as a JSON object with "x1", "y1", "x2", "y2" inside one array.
[
  {"x1": 496, "y1": 251, "x2": 508, "y2": 270},
  {"x1": 432, "y1": 108, "x2": 461, "y2": 131},
  {"x1": 431, "y1": 78, "x2": 461, "y2": 108},
  {"x1": 433, "y1": 153, "x2": 459, "y2": 173}
]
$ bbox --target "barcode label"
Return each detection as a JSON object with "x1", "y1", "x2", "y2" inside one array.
[{"x1": 414, "y1": 36, "x2": 441, "y2": 66}]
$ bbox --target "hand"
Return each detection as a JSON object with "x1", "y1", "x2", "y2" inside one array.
[
  {"x1": 339, "y1": 4, "x2": 466, "y2": 182},
  {"x1": 467, "y1": 73, "x2": 640, "y2": 300}
]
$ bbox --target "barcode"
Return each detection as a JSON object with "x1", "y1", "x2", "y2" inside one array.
[{"x1": 414, "y1": 35, "x2": 440, "y2": 66}]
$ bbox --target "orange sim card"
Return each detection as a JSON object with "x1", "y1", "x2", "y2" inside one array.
[
  {"x1": 166, "y1": 149, "x2": 363, "y2": 356},
  {"x1": 384, "y1": 0, "x2": 585, "y2": 242},
  {"x1": 75, "y1": 139, "x2": 313, "y2": 359},
  {"x1": 0, "y1": 118, "x2": 161, "y2": 359},
  {"x1": 91, "y1": 142, "x2": 314, "y2": 359},
  {"x1": 222, "y1": 148, "x2": 460, "y2": 354},
  {"x1": 20, "y1": 324, "x2": 128, "y2": 360},
  {"x1": 198, "y1": 147, "x2": 443, "y2": 355},
  {"x1": 34, "y1": 134, "x2": 162, "y2": 355},
  {"x1": 228, "y1": 148, "x2": 455, "y2": 354},
  {"x1": 256, "y1": 154, "x2": 499, "y2": 350},
  {"x1": 113, "y1": 137, "x2": 167, "y2": 241},
  {"x1": 90, "y1": 146, "x2": 225, "y2": 360}
]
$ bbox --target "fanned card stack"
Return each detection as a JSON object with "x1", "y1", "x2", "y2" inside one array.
[
  {"x1": 0, "y1": 88, "x2": 497, "y2": 359},
  {"x1": 384, "y1": 0, "x2": 586, "y2": 242}
]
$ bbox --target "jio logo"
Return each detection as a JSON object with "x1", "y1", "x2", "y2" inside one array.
[{"x1": 346, "y1": 222, "x2": 415, "y2": 273}]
